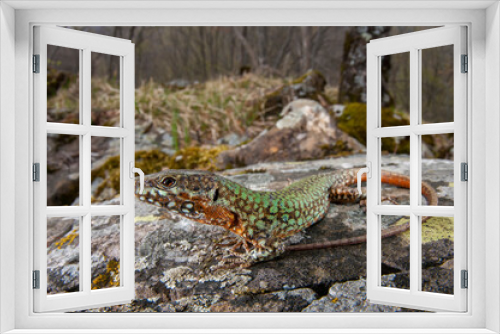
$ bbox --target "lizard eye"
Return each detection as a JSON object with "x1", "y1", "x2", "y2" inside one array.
[{"x1": 162, "y1": 176, "x2": 176, "y2": 188}]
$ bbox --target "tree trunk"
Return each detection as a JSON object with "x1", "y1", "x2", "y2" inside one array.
[
  {"x1": 338, "y1": 26, "x2": 393, "y2": 107},
  {"x1": 233, "y1": 27, "x2": 259, "y2": 70},
  {"x1": 300, "y1": 27, "x2": 312, "y2": 73}
]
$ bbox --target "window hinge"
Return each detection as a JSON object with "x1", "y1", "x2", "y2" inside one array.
[
  {"x1": 33, "y1": 163, "x2": 40, "y2": 182},
  {"x1": 461, "y1": 54, "x2": 468, "y2": 73},
  {"x1": 33, "y1": 54, "x2": 40, "y2": 73},
  {"x1": 33, "y1": 270, "x2": 40, "y2": 289},
  {"x1": 461, "y1": 162, "x2": 468, "y2": 181},
  {"x1": 461, "y1": 270, "x2": 468, "y2": 289}
]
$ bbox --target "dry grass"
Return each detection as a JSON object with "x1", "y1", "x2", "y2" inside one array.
[
  {"x1": 48, "y1": 74, "x2": 286, "y2": 145},
  {"x1": 48, "y1": 73, "x2": 339, "y2": 149},
  {"x1": 135, "y1": 74, "x2": 285, "y2": 148}
]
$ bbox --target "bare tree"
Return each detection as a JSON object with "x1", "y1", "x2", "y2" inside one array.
[
  {"x1": 233, "y1": 27, "x2": 259, "y2": 70},
  {"x1": 299, "y1": 27, "x2": 312, "y2": 72}
]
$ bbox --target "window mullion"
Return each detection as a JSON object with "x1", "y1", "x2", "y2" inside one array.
[
  {"x1": 409, "y1": 47, "x2": 421, "y2": 294},
  {"x1": 81, "y1": 47, "x2": 92, "y2": 294}
]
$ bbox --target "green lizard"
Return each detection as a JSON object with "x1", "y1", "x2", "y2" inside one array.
[{"x1": 135, "y1": 169, "x2": 437, "y2": 266}]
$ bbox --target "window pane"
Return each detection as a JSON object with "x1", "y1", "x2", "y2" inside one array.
[
  {"x1": 47, "y1": 134, "x2": 80, "y2": 206},
  {"x1": 381, "y1": 52, "x2": 410, "y2": 127},
  {"x1": 91, "y1": 137, "x2": 121, "y2": 204},
  {"x1": 380, "y1": 136, "x2": 410, "y2": 205},
  {"x1": 421, "y1": 216, "x2": 454, "y2": 295},
  {"x1": 421, "y1": 45, "x2": 454, "y2": 124},
  {"x1": 91, "y1": 215, "x2": 121, "y2": 290},
  {"x1": 91, "y1": 52, "x2": 121, "y2": 127},
  {"x1": 421, "y1": 134, "x2": 454, "y2": 206},
  {"x1": 47, "y1": 216, "x2": 80, "y2": 295},
  {"x1": 381, "y1": 215, "x2": 410, "y2": 290},
  {"x1": 47, "y1": 45, "x2": 80, "y2": 124}
]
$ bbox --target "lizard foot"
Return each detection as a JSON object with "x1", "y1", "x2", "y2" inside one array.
[
  {"x1": 214, "y1": 237, "x2": 252, "y2": 255},
  {"x1": 214, "y1": 235, "x2": 240, "y2": 247}
]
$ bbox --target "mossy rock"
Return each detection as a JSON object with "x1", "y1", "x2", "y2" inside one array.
[
  {"x1": 168, "y1": 145, "x2": 229, "y2": 171},
  {"x1": 91, "y1": 150, "x2": 171, "y2": 202},
  {"x1": 337, "y1": 102, "x2": 410, "y2": 154},
  {"x1": 135, "y1": 150, "x2": 171, "y2": 175},
  {"x1": 320, "y1": 140, "x2": 353, "y2": 158},
  {"x1": 262, "y1": 69, "x2": 329, "y2": 117},
  {"x1": 396, "y1": 217, "x2": 454, "y2": 244},
  {"x1": 92, "y1": 259, "x2": 120, "y2": 290},
  {"x1": 90, "y1": 146, "x2": 229, "y2": 202}
]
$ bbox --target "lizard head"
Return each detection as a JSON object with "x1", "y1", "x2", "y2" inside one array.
[{"x1": 135, "y1": 169, "x2": 221, "y2": 220}]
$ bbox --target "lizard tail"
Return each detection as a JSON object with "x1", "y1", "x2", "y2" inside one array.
[
  {"x1": 329, "y1": 170, "x2": 438, "y2": 206},
  {"x1": 286, "y1": 170, "x2": 438, "y2": 252},
  {"x1": 286, "y1": 222, "x2": 410, "y2": 251},
  {"x1": 378, "y1": 170, "x2": 438, "y2": 206}
]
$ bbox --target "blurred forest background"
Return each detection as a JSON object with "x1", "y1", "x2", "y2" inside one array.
[{"x1": 46, "y1": 26, "x2": 454, "y2": 205}]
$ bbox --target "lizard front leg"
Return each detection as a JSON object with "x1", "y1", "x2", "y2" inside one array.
[{"x1": 212, "y1": 238, "x2": 287, "y2": 270}]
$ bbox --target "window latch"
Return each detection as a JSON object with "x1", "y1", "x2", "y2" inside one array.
[
  {"x1": 130, "y1": 162, "x2": 145, "y2": 194},
  {"x1": 357, "y1": 162, "x2": 372, "y2": 195}
]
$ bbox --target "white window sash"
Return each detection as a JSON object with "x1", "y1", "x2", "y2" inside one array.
[
  {"x1": 32, "y1": 26, "x2": 135, "y2": 312},
  {"x1": 366, "y1": 26, "x2": 468, "y2": 312}
]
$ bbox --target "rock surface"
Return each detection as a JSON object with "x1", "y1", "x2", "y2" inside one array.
[
  {"x1": 303, "y1": 275, "x2": 413, "y2": 312},
  {"x1": 46, "y1": 155, "x2": 455, "y2": 312},
  {"x1": 216, "y1": 100, "x2": 365, "y2": 169}
]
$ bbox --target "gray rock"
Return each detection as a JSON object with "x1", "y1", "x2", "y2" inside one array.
[
  {"x1": 166, "y1": 79, "x2": 191, "y2": 91},
  {"x1": 303, "y1": 275, "x2": 411, "y2": 312},
  {"x1": 216, "y1": 100, "x2": 365, "y2": 169},
  {"x1": 217, "y1": 133, "x2": 248, "y2": 147}
]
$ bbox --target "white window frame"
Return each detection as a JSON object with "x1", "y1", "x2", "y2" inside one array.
[
  {"x1": 33, "y1": 26, "x2": 136, "y2": 312},
  {"x1": 1, "y1": 2, "x2": 499, "y2": 333},
  {"x1": 366, "y1": 26, "x2": 468, "y2": 312}
]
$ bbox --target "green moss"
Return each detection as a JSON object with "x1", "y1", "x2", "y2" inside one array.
[
  {"x1": 91, "y1": 150, "x2": 173, "y2": 202},
  {"x1": 320, "y1": 140, "x2": 353, "y2": 157},
  {"x1": 237, "y1": 139, "x2": 252, "y2": 147},
  {"x1": 90, "y1": 146, "x2": 230, "y2": 201},
  {"x1": 337, "y1": 103, "x2": 410, "y2": 153},
  {"x1": 337, "y1": 103, "x2": 368, "y2": 145},
  {"x1": 292, "y1": 69, "x2": 326, "y2": 85},
  {"x1": 135, "y1": 149, "x2": 171, "y2": 175},
  {"x1": 168, "y1": 145, "x2": 229, "y2": 171}
]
